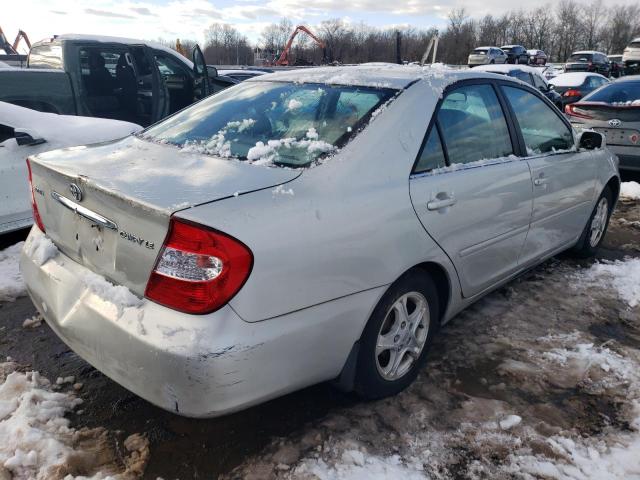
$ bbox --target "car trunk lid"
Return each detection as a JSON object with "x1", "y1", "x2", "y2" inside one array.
[{"x1": 28, "y1": 136, "x2": 301, "y2": 296}]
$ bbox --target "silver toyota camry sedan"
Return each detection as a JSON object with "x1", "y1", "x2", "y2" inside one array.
[{"x1": 21, "y1": 66, "x2": 620, "y2": 417}]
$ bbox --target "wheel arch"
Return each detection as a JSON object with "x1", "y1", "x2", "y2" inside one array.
[
  {"x1": 333, "y1": 260, "x2": 453, "y2": 392},
  {"x1": 605, "y1": 175, "x2": 620, "y2": 205}
]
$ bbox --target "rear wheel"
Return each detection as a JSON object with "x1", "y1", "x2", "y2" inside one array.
[
  {"x1": 354, "y1": 271, "x2": 439, "y2": 399},
  {"x1": 572, "y1": 186, "x2": 613, "y2": 257}
]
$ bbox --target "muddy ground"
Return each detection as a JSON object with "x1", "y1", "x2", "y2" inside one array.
[{"x1": 1, "y1": 175, "x2": 639, "y2": 479}]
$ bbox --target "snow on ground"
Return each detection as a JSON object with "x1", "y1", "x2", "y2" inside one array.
[
  {"x1": 0, "y1": 362, "x2": 149, "y2": 479},
  {"x1": 0, "y1": 242, "x2": 25, "y2": 302},
  {"x1": 621, "y1": 182, "x2": 640, "y2": 201},
  {"x1": 225, "y1": 257, "x2": 640, "y2": 480}
]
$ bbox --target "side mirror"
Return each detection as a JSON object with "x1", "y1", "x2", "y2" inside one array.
[
  {"x1": 548, "y1": 84, "x2": 555, "y2": 91},
  {"x1": 578, "y1": 130, "x2": 604, "y2": 150},
  {"x1": 206, "y1": 65, "x2": 218, "y2": 78},
  {"x1": 14, "y1": 128, "x2": 46, "y2": 146}
]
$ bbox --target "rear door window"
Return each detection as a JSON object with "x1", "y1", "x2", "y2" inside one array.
[
  {"x1": 415, "y1": 128, "x2": 446, "y2": 173},
  {"x1": 437, "y1": 84, "x2": 513, "y2": 165},
  {"x1": 502, "y1": 85, "x2": 574, "y2": 154},
  {"x1": 512, "y1": 71, "x2": 533, "y2": 85}
]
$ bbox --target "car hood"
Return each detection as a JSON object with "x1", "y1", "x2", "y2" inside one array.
[{"x1": 34, "y1": 135, "x2": 302, "y2": 212}]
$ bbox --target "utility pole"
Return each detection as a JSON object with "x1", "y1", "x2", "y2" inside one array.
[{"x1": 395, "y1": 30, "x2": 402, "y2": 64}]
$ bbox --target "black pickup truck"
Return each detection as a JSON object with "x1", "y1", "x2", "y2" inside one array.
[{"x1": 0, "y1": 34, "x2": 233, "y2": 126}]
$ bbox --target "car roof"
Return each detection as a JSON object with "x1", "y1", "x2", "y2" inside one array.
[
  {"x1": 614, "y1": 75, "x2": 640, "y2": 83},
  {"x1": 474, "y1": 64, "x2": 545, "y2": 77},
  {"x1": 501, "y1": 45, "x2": 522, "y2": 48},
  {"x1": 41, "y1": 34, "x2": 194, "y2": 68},
  {"x1": 548, "y1": 72, "x2": 607, "y2": 86},
  {"x1": 218, "y1": 69, "x2": 266, "y2": 76},
  {"x1": 571, "y1": 50, "x2": 605, "y2": 55},
  {"x1": 245, "y1": 64, "x2": 516, "y2": 90}
]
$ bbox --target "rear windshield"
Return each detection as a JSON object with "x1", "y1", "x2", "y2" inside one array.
[
  {"x1": 568, "y1": 53, "x2": 593, "y2": 62},
  {"x1": 501, "y1": 47, "x2": 513, "y2": 52},
  {"x1": 583, "y1": 81, "x2": 640, "y2": 105},
  {"x1": 473, "y1": 49, "x2": 488, "y2": 54},
  {"x1": 142, "y1": 81, "x2": 395, "y2": 168},
  {"x1": 629, "y1": 41, "x2": 640, "y2": 48}
]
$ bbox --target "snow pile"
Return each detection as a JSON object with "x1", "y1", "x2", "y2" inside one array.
[
  {"x1": 575, "y1": 257, "x2": 640, "y2": 307},
  {"x1": 246, "y1": 138, "x2": 335, "y2": 165},
  {"x1": 272, "y1": 185, "x2": 294, "y2": 196},
  {"x1": 0, "y1": 242, "x2": 25, "y2": 302},
  {"x1": 23, "y1": 234, "x2": 58, "y2": 266},
  {"x1": 294, "y1": 453, "x2": 425, "y2": 479},
  {"x1": 621, "y1": 181, "x2": 640, "y2": 200},
  {"x1": 80, "y1": 271, "x2": 142, "y2": 318},
  {"x1": 181, "y1": 119, "x2": 255, "y2": 158},
  {"x1": 0, "y1": 363, "x2": 149, "y2": 479},
  {"x1": 287, "y1": 99, "x2": 303, "y2": 111}
]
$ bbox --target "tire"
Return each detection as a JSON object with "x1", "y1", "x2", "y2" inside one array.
[
  {"x1": 490, "y1": 59, "x2": 495, "y2": 64},
  {"x1": 354, "y1": 271, "x2": 439, "y2": 399},
  {"x1": 572, "y1": 186, "x2": 613, "y2": 258}
]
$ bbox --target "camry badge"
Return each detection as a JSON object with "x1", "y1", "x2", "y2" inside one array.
[
  {"x1": 69, "y1": 183, "x2": 83, "y2": 202},
  {"x1": 608, "y1": 119, "x2": 622, "y2": 127}
]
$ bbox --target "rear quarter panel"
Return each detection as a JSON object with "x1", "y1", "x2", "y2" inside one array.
[{"x1": 177, "y1": 81, "x2": 462, "y2": 323}]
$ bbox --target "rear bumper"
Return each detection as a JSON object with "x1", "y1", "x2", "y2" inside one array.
[{"x1": 21, "y1": 227, "x2": 383, "y2": 417}]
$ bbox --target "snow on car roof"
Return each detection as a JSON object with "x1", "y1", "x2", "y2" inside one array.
[
  {"x1": 571, "y1": 50, "x2": 605, "y2": 55},
  {"x1": 50, "y1": 34, "x2": 194, "y2": 68},
  {"x1": 245, "y1": 64, "x2": 503, "y2": 90},
  {"x1": 548, "y1": 72, "x2": 607, "y2": 86}
]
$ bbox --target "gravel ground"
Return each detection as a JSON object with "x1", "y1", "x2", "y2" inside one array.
[{"x1": 0, "y1": 183, "x2": 638, "y2": 480}]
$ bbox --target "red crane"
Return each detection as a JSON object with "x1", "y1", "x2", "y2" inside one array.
[
  {"x1": 0, "y1": 26, "x2": 31, "y2": 54},
  {"x1": 275, "y1": 25, "x2": 326, "y2": 66}
]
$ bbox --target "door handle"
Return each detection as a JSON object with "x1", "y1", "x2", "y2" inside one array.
[
  {"x1": 533, "y1": 177, "x2": 549, "y2": 186},
  {"x1": 427, "y1": 194, "x2": 457, "y2": 211}
]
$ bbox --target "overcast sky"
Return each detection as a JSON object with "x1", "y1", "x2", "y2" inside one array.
[{"x1": 3, "y1": 0, "x2": 635, "y2": 49}]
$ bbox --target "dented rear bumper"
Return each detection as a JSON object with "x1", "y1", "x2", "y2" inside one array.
[{"x1": 21, "y1": 227, "x2": 379, "y2": 417}]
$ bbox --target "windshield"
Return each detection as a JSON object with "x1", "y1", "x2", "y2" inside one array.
[
  {"x1": 568, "y1": 53, "x2": 593, "y2": 62},
  {"x1": 583, "y1": 81, "x2": 640, "y2": 105},
  {"x1": 473, "y1": 49, "x2": 488, "y2": 54},
  {"x1": 142, "y1": 81, "x2": 395, "y2": 167}
]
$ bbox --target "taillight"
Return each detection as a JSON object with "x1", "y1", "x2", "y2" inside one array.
[
  {"x1": 145, "y1": 218, "x2": 253, "y2": 314},
  {"x1": 565, "y1": 104, "x2": 593, "y2": 119},
  {"x1": 26, "y1": 158, "x2": 45, "y2": 233},
  {"x1": 563, "y1": 89, "x2": 582, "y2": 98}
]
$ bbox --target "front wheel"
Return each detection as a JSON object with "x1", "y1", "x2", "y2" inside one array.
[
  {"x1": 572, "y1": 186, "x2": 613, "y2": 257},
  {"x1": 354, "y1": 271, "x2": 439, "y2": 399}
]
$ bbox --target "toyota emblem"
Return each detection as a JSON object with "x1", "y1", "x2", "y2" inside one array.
[
  {"x1": 69, "y1": 183, "x2": 83, "y2": 202},
  {"x1": 608, "y1": 119, "x2": 622, "y2": 127}
]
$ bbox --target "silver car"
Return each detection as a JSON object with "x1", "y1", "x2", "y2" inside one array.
[
  {"x1": 468, "y1": 47, "x2": 507, "y2": 67},
  {"x1": 566, "y1": 76, "x2": 640, "y2": 172},
  {"x1": 21, "y1": 66, "x2": 620, "y2": 417}
]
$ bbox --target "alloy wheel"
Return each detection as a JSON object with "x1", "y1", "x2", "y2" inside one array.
[
  {"x1": 589, "y1": 197, "x2": 608, "y2": 247},
  {"x1": 375, "y1": 292, "x2": 430, "y2": 381}
]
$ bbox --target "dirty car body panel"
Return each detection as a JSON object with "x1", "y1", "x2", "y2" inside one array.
[{"x1": 21, "y1": 66, "x2": 620, "y2": 417}]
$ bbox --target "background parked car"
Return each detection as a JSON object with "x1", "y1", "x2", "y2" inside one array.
[
  {"x1": 622, "y1": 37, "x2": 640, "y2": 75},
  {"x1": 0, "y1": 101, "x2": 141, "y2": 234},
  {"x1": 566, "y1": 76, "x2": 640, "y2": 172},
  {"x1": 475, "y1": 64, "x2": 562, "y2": 109},
  {"x1": 467, "y1": 47, "x2": 507, "y2": 67},
  {"x1": 527, "y1": 49, "x2": 547, "y2": 65},
  {"x1": 549, "y1": 72, "x2": 609, "y2": 106},
  {"x1": 608, "y1": 54, "x2": 624, "y2": 78},
  {"x1": 0, "y1": 34, "x2": 218, "y2": 126},
  {"x1": 500, "y1": 45, "x2": 529, "y2": 64},
  {"x1": 218, "y1": 69, "x2": 268, "y2": 82},
  {"x1": 564, "y1": 51, "x2": 611, "y2": 77}
]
